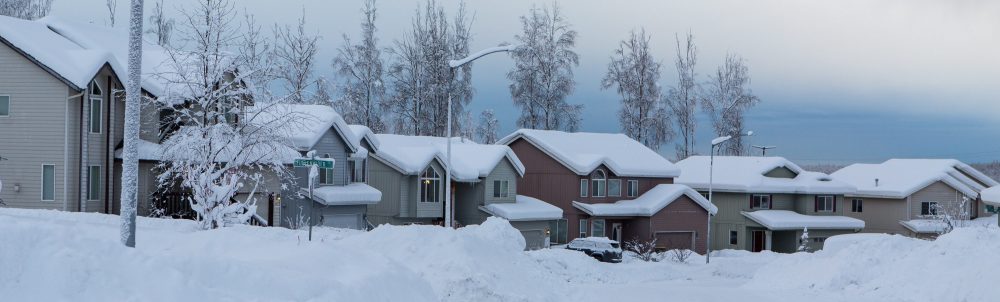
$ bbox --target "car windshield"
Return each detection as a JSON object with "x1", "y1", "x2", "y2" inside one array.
[{"x1": 610, "y1": 243, "x2": 620, "y2": 249}]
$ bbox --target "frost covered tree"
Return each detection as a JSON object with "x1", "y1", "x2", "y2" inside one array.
[
  {"x1": 458, "y1": 111, "x2": 475, "y2": 141},
  {"x1": 702, "y1": 53, "x2": 759, "y2": 156},
  {"x1": 664, "y1": 32, "x2": 699, "y2": 160},
  {"x1": 0, "y1": 0, "x2": 53, "y2": 20},
  {"x1": 932, "y1": 197, "x2": 971, "y2": 235},
  {"x1": 333, "y1": 0, "x2": 387, "y2": 132},
  {"x1": 798, "y1": 227, "x2": 810, "y2": 252},
  {"x1": 145, "y1": 0, "x2": 174, "y2": 46},
  {"x1": 507, "y1": 2, "x2": 583, "y2": 131},
  {"x1": 273, "y1": 10, "x2": 320, "y2": 104},
  {"x1": 476, "y1": 110, "x2": 500, "y2": 144},
  {"x1": 155, "y1": 0, "x2": 298, "y2": 230},
  {"x1": 119, "y1": 0, "x2": 143, "y2": 248},
  {"x1": 106, "y1": 0, "x2": 117, "y2": 27},
  {"x1": 387, "y1": 0, "x2": 473, "y2": 136},
  {"x1": 314, "y1": 76, "x2": 333, "y2": 105},
  {"x1": 602, "y1": 29, "x2": 672, "y2": 151}
]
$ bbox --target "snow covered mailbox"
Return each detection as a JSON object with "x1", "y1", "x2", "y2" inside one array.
[
  {"x1": 832, "y1": 159, "x2": 999, "y2": 238},
  {"x1": 675, "y1": 156, "x2": 863, "y2": 253},
  {"x1": 266, "y1": 105, "x2": 381, "y2": 230},
  {"x1": 498, "y1": 130, "x2": 718, "y2": 254},
  {"x1": 362, "y1": 133, "x2": 562, "y2": 250}
]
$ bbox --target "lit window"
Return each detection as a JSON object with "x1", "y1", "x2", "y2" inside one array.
[{"x1": 420, "y1": 167, "x2": 441, "y2": 203}]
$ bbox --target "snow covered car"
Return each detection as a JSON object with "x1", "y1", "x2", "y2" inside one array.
[{"x1": 566, "y1": 237, "x2": 623, "y2": 263}]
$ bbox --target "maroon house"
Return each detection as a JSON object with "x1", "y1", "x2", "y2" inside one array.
[{"x1": 498, "y1": 129, "x2": 717, "y2": 253}]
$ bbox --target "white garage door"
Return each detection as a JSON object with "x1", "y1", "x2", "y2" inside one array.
[{"x1": 323, "y1": 214, "x2": 361, "y2": 229}]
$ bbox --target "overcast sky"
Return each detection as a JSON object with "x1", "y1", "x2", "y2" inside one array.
[{"x1": 52, "y1": 0, "x2": 1000, "y2": 164}]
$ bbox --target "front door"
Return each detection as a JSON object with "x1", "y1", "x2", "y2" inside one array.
[
  {"x1": 751, "y1": 230, "x2": 766, "y2": 252},
  {"x1": 611, "y1": 223, "x2": 622, "y2": 242}
]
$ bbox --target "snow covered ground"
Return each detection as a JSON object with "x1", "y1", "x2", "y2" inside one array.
[{"x1": 1, "y1": 208, "x2": 997, "y2": 302}]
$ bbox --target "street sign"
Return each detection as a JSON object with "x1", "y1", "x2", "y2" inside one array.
[{"x1": 294, "y1": 158, "x2": 334, "y2": 169}]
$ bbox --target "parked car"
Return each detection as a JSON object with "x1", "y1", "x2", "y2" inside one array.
[{"x1": 566, "y1": 237, "x2": 622, "y2": 263}]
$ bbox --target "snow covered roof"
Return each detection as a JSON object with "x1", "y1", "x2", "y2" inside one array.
[
  {"x1": 496, "y1": 129, "x2": 680, "y2": 178},
  {"x1": 113, "y1": 139, "x2": 165, "y2": 161},
  {"x1": 0, "y1": 16, "x2": 171, "y2": 94},
  {"x1": 742, "y1": 210, "x2": 865, "y2": 230},
  {"x1": 674, "y1": 156, "x2": 855, "y2": 194},
  {"x1": 831, "y1": 159, "x2": 998, "y2": 199},
  {"x1": 572, "y1": 184, "x2": 717, "y2": 217},
  {"x1": 248, "y1": 104, "x2": 363, "y2": 153},
  {"x1": 372, "y1": 134, "x2": 526, "y2": 182},
  {"x1": 347, "y1": 125, "x2": 381, "y2": 151},
  {"x1": 304, "y1": 183, "x2": 382, "y2": 206},
  {"x1": 479, "y1": 195, "x2": 563, "y2": 221},
  {"x1": 982, "y1": 187, "x2": 1000, "y2": 206}
]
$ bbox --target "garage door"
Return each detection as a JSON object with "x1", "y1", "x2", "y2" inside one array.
[
  {"x1": 322, "y1": 214, "x2": 361, "y2": 229},
  {"x1": 521, "y1": 230, "x2": 546, "y2": 250},
  {"x1": 655, "y1": 232, "x2": 693, "y2": 251}
]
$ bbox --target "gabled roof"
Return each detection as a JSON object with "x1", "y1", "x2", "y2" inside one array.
[
  {"x1": 497, "y1": 129, "x2": 680, "y2": 178},
  {"x1": 674, "y1": 156, "x2": 854, "y2": 194},
  {"x1": 742, "y1": 210, "x2": 865, "y2": 230},
  {"x1": 0, "y1": 15, "x2": 170, "y2": 94},
  {"x1": 831, "y1": 159, "x2": 998, "y2": 199},
  {"x1": 249, "y1": 104, "x2": 362, "y2": 154},
  {"x1": 372, "y1": 134, "x2": 526, "y2": 182},
  {"x1": 572, "y1": 184, "x2": 717, "y2": 217},
  {"x1": 346, "y1": 125, "x2": 380, "y2": 152}
]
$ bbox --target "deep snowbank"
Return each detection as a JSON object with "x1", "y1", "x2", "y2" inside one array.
[{"x1": 748, "y1": 226, "x2": 1000, "y2": 302}]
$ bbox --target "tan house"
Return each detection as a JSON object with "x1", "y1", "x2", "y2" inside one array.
[
  {"x1": 675, "y1": 156, "x2": 864, "y2": 253},
  {"x1": 832, "y1": 159, "x2": 999, "y2": 237}
]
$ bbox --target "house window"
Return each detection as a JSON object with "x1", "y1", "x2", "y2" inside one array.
[
  {"x1": 811, "y1": 237, "x2": 827, "y2": 243},
  {"x1": 921, "y1": 202, "x2": 939, "y2": 216},
  {"x1": 420, "y1": 167, "x2": 441, "y2": 203},
  {"x1": 627, "y1": 180, "x2": 638, "y2": 197},
  {"x1": 579, "y1": 179, "x2": 588, "y2": 197},
  {"x1": 42, "y1": 165, "x2": 55, "y2": 201},
  {"x1": 88, "y1": 166, "x2": 101, "y2": 201},
  {"x1": 987, "y1": 205, "x2": 998, "y2": 214},
  {"x1": 579, "y1": 219, "x2": 588, "y2": 238},
  {"x1": 700, "y1": 192, "x2": 710, "y2": 200},
  {"x1": 608, "y1": 179, "x2": 622, "y2": 197},
  {"x1": 318, "y1": 154, "x2": 334, "y2": 185},
  {"x1": 347, "y1": 159, "x2": 365, "y2": 183},
  {"x1": 851, "y1": 199, "x2": 863, "y2": 213},
  {"x1": 592, "y1": 219, "x2": 605, "y2": 238},
  {"x1": 751, "y1": 194, "x2": 771, "y2": 209},
  {"x1": 549, "y1": 219, "x2": 568, "y2": 244},
  {"x1": 816, "y1": 195, "x2": 835, "y2": 212},
  {"x1": 591, "y1": 170, "x2": 606, "y2": 197},
  {"x1": 493, "y1": 180, "x2": 510, "y2": 198},
  {"x1": 729, "y1": 230, "x2": 738, "y2": 245},
  {"x1": 0, "y1": 95, "x2": 9, "y2": 116},
  {"x1": 89, "y1": 97, "x2": 102, "y2": 133}
]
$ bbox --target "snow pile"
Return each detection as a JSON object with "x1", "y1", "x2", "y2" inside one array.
[
  {"x1": 832, "y1": 159, "x2": 998, "y2": 198},
  {"x1": 373, "y1": 134, "x2": 525, "y2": 181},
  {"x1": 747, "y1": 226, "x2": 1000, "y2": 302},
  {"x1": 572, "y1": 184, "x2": 717, "y2": 216},
  {"x1": 742, "y1": 210, "x2": 865, "y2": 230},
  {"x1": 981, "y1": 186, "x2": 1000, "y2": 206},
  {"x1": 307, "y1": 183, "x2": 382, "y2": 205},
  {"x1": 480, "y1": 195, "x2": 563, "y2": 221},
  {"x1": 675, "y1": 156, "x2": 855, "y2": 194},
  {"x1": 497, "y1": 129, "x2": 680, "y2": 178}
]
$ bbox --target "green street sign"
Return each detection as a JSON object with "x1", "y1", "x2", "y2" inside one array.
[{"x1": 294, "y1": 158, "x2": 334, "y2": 169}]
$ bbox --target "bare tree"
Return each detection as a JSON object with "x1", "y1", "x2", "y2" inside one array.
[
  {"x1": 508, "y1": 2, "x2": 583, "y2": 131},
  {"x1": 668, "y1": 248, "x2": 694, "y2": 263},
  {"x1": 273, "y1": 10, "x2": 320, "y2": 104},
  {"x1": 476, "y1": 109, "x2": 500, "y2": 144},
  {"x1": 702, "y1": 53, "x2": 759, "y2": 156},
  {"x1": 156, "y1": 0, "x2": 298, "y2": 230},
  {"x1": 458, "y1": 111, "x2": 475, "y2": 141},
  {"x1": 119, "y1": 0, "x2": 143, "y2": 248},
  {"x1": 0, "y1": 0, "x2": 53, "y2": 20},
  {"x1": 664, "y1": 31, "x2": 699, "y2": 160},
  {"x1": 333, "y1": 0, "x2": 387, "y2": 132},
  {"x1": 106, "y1": 0, "x2": 117, "y2": 27},
  {"x1": 387, "y1": 0, "x2": 473, "y2": 136},
  {"x1": 624, "y1": 238, "x2": 661, "y2": 262},
  {"x1": 932, "y1": 196, "x2": 972, "y2": 235},
  {"x1": 145, "y1": 0, "x2": 174, "y2": 46},
  {"x1": 602, "y1": 29, "x2": 672, "y2": 151}
]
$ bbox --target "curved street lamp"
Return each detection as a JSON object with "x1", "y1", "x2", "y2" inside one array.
[{"x1": 706, "y1": 130, "x2": 753, "y2": 264}]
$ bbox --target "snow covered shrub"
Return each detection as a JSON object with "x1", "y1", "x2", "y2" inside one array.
[
  {"x1": 625, "y1": 238, "x2": 662, "y2": 262},
  {"x1": 797, "y1": 227, "x2": 810, "y2": 252},
  {"x1": 668, "y1": 249, "x2": 694, "y2": 263},
  {"x1": 932, "y1": 196, "x2": 971, "y2": 235},
  {"x1": 285, "y1": 205, "x2": 311, "y2": 230}
]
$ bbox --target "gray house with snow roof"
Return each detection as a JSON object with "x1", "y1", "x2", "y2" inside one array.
[
  {"x1": 363, "y1": 133, "x2": 562, "y2": 250},
  {"x1": 832, "y1": 159, "x2": 999, "y2": 237},
  {"x1": 675, "y1": 156, "x2": 865, "y2": 253}
]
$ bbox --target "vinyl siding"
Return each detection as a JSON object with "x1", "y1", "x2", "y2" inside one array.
[
  {"x1": 367, "y1": 156, "x2": 405, "y2": 220},
  {"x1": 763, "y1": 167, "x2": 798, "y2": 178},
  {"x1": 842, "y1": 197, "x2": 909, "y2": 234},
  {"x1": 0, "y1": 41, "x2": 74, "y2": 210},
  {"x1": 454, "y1": 181, "x2": 487, "y2": 226},
  {"x1": 484, "y1": 159, "x2": 518, "y2": 204},
  {"x1": 909, "y1": 181, "x2": 968, "y2": 219}
]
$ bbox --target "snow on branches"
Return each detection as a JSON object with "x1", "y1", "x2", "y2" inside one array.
[{"x1": 602, "y1": 28, "x2": 673, "y2": 151}]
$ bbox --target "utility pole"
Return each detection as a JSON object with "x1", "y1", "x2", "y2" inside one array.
[{"x1": 752, "y1": 145, "x2": 776, "y2": 156}]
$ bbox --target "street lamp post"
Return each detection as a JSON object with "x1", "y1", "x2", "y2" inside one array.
[
  {"x1": 707, "y1": 131, "x2": 752, "y2": 264},
  {"x1": 443, "y1": 44, "x2": 517, "y2": 228}
]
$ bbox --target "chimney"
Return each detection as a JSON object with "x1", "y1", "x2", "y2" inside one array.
[{"x1": 875, "y1": 178, "x2": 879, "y2": 187}]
